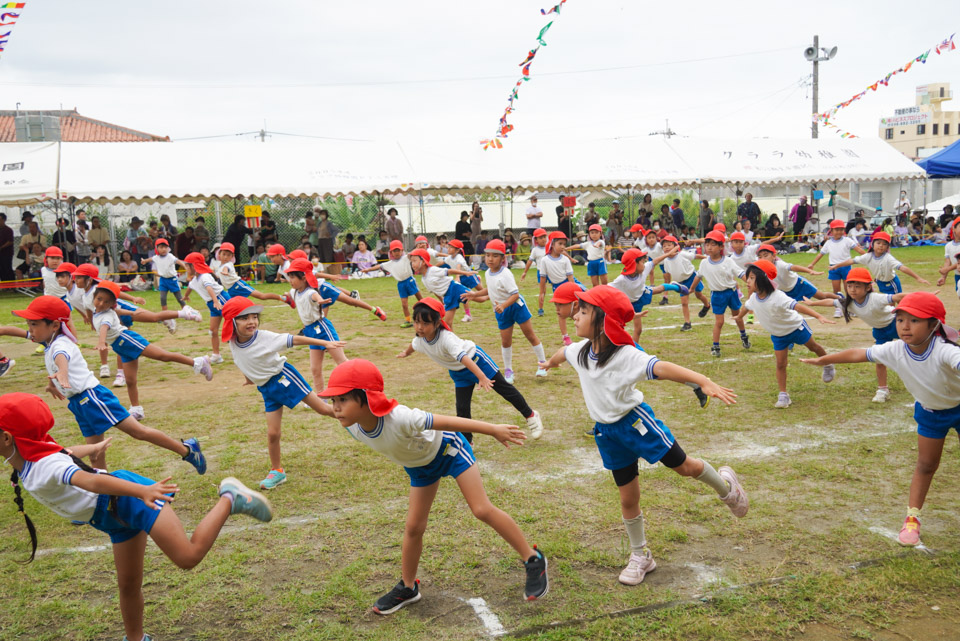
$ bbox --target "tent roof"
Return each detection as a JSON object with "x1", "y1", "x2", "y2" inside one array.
[
  {"x1": 916, "y1": 138, "x2": 960, "y2": 178},
  {"x1": 0, "y1": 142, "x2": 60, "y2": 206}
]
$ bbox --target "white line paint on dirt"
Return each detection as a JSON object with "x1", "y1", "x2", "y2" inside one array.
[
  {"x1": 463, "y1": 597, "x2": 507, "y2": 637},
  {"x1": 867, "y1": 526, "x2": 934, "y2": 554}
]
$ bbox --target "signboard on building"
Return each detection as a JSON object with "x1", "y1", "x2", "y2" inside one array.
[{"x1": 879, "y1": 110, "x2": 931, "y2": 128}]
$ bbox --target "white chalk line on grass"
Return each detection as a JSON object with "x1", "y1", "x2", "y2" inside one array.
[
  {"x1": 462, "y1": 597, "x2": 507, "y2": 637},
  {"x1": 867, "y1": 526, "x2": 934, "y2": 555}
]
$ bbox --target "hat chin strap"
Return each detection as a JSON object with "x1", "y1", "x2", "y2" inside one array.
[{"x1": 4, "y1": 445, "x2": 18, "y2": 465}]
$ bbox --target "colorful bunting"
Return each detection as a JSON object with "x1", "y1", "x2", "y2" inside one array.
[
  {"x1": 0, "y1": 2, "x2": 22, "y2": 58},
  {"x1": 540, "y1": 0, "x2": 567, "y2": 15},
  {"x1": 536, "y1": 21, "x2": 553, "y2": 46},
  {"x1": 0, "y1": 3, "x2": 25, "y2": 8}
]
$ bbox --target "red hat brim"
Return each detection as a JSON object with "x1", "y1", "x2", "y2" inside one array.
[{"x1": 575, "y1": 287, "x2": 635, "y2": 346}]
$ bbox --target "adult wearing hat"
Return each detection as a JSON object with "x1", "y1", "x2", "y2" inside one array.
[{"x1": 124, "y1": 217, "x2": 147, "y2": 263}]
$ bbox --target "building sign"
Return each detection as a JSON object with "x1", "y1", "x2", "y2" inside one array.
[{"x1": 879, "y1": 111, "x2": 931, "y2": 128}]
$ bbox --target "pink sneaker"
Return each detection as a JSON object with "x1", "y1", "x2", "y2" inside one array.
[
  {"x1": 618, "y1": 549, "x2": 656, "y2": 585},
  {"x1": 898, "y1": 516, "x2": 921, "y2": 546},
  {"x1": 718, "y1": 466, "x2": 749, "y2": 518},
  {"x1": 562, "y1": 334, "x2": 572, "y2": 346}
]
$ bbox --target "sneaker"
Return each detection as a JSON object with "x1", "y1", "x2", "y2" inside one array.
[
  {"x1": 178, "y1": 305, "x2": 202, "y2": 322},
  {"x1": 218, "y1": 477, "x2": 273, "y2": 522},
  {"x1": 897, "y1": 516, "x2": 921, "y2": 546},
  {"x1": 33, "y1": 343, "x2": 45, "y2": 355},
  {"x1": 659, "y1": 296, "x2": 669, "y2": 306},
  {"x1": 523, "y1": 547, "x2": 549, "y2": 600},
  {"x1": 181, "y1": 437, "x2": 207, "y2": 475},
  {"x1": 718, "y1": 466, "x2": 749, "y2": 518},
  {"x1": 562, "y1": 334, "x2": 572, "y2": 346},
  {"x1": 373, "y1": 579, "x2": 421, "y2": 615},
  {"x1": 618, "y1": 549, "x2": 656, "y2": 585},
  {"x1": 774, "y1": 392, "x2": 791, "y2": 408},
  {"x1": 113, "y1": 371, "x2": 126, "y2": 388},
  {"x1": 209, "y1": 354, "x2": 224, "y2": 365},
  {"x1": 350, "y1": 289, "x2": 361, "y2": 300},
  {"x1": 461, "y1": 314, "x2": 472, "y2": 322},
  {"x1": 677, "y1": 284, "x2": 690, "y2": 296},
  {"x1": 128, "y1": 405, "x2": 145, "y2": 421},
  {"x1": 872, "y1": 388, "x2": 890, "y2": 403},
  {"x1": 526, "y1": 410, "x2": 544, "y2": 439},
  {"x1": 373, "y1": 306, "x2": 387, "y2": 321},
  {"x1": 698, "y1": 304, "x2": 711, "y2": 318},
  {"x1": 98, "y1": 364, "x2": 111, "y2": 378},
  {"x1": 193, "y1": 356, "x2": 213, "y2": 381},
  {"x1": 833, "y1": 305, "x2": 843, "y2": 319},
  {"x1": 740, "y1": 334, "x2": 751, "y2": 349},
  {"x1": 535, "y1": 363, "x2": 548, "y2": 378},
  {"x1": 400, "y1": 321, "x2": 413, "y2": 328},
  {"x1": 538, "y1": 308, "x2": 544, "y2": 317},
  {"x1": 692, "y1": 385, "x2": 710, "y2": 408},
  {"x1": 711, "y1": 345, "x2": 721, "y2": 358},
  {"x1": 822, "y1": 364, "x2": 835, "y2": 383},
  {"x1": 745, "y1": 313, "x2": 755, "y2": 325},
  {"x1": 503, "y1": 368, "x2": 515, "y2": 384},
  {"x1": 680, "y1": 322, "x2": 692, "y2": 332},
  {"x1": 123, "y1": 635, "x2": 153, "y2": 641},
  {"x1": 260, "y1": 469, "x2": 287, "y2": 490},
  {"x1": 282, "y1": 293, "x2": 297, "y2": 309},
  {"x1": 162, "y1": 319, "x2": 177, "y2": 334},
  {"x1": 0, "y1": 358, "x2": 15, "y2": 379}
]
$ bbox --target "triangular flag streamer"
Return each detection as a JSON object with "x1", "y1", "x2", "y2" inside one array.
[{"x1": 0, "y1": 2, "x2": 23, "y2": 59}]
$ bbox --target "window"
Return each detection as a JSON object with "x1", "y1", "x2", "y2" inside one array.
[
  {"x1": 946, "y1": 124, "x2": 951, "y2": 136},
  {"x1": 933, "y1": 123, "x2": 939, "y2": 135},
  {"x1": 917, "y1": 124, "x2": 926, "y2": 135},
  {"x1": 900, "y1": 130, "x2": 905, "y2": 135},
  {"x1": 861, "y1": 191, "x2": 882, "y2": 210},
  {"x1": 885, "y1": 128, "x2": 894, "y2": 139},
  {"x1": 941, "y1": 86, "x2": 946, "y2": 97}
]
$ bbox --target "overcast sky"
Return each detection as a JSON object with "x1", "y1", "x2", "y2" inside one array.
[{"x1": 1, "y1": 1, "x2": 958, "y2": 154}]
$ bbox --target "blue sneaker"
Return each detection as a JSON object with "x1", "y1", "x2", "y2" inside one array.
[
  {"x1": 181, "y1": 438, "x2": 207, "y2": 475},
  {"x1": 122, "y1": 635, "x2": 152, "y2": 641},
  {"x1": 537, "y1": 308, "x2": 544, "y2": 317},
  {"x1": 260, "y1": 469, "x2": 287, "y2": 490},
  {"x1": 218, "y1": 477, "x2": 273, "y2": 522}
]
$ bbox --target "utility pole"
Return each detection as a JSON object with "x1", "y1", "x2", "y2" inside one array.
[
  {"x1": 649, "y1": 119, "x2": 677, "y2": 139},
  {"x1": 811, "y1": 34, "x2": 819, "y2": 139}
]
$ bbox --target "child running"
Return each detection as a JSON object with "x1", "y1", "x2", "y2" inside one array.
[
  {"x1": 609, "y1": 248, "x2": 685, "y2": 341},
  {"x1": 184, "y1": 251, "x2": 230, "y2": 364},
  {"x1": 361, "y1": 240, "x2": 423, "y2": 328},
  {"x1": 831, "y1": 231, "x2": 930, "y2": 294},
  {"x1": 140, "y1": 238, "x2": 190, "y2": 330},
  {"x1": 689, "y1": 231, "x2": 751, "y2": 356},
  {"x1": 0, "y1": 392, "x2": 271, "y2": 641},
  {"x1": 319, "y1": 359, "x2": 548, "y2": 613},
  {"x1": 520, "y1": 227, "x2": 549, "y2": 316},
  {"x1": 734, "y1": 260, "x2": 835, "y2": 408},
  {"x1": 397, "y1": 297, "x2": 544, "y2": 439},
  {"x1": 800, "y1": 292, "x2": 960, "y2": 547},
  {"x1": 461, "y1": 238, "x2": 549, "y2": 380},
  {"x1": 409, "y1": 248, "x2": 475, "y2": 325},
  {"x1": 659, "y1": 235, "x2": 711, "y2": 331},
  {"x1": 221, "y1": 296, "x2": 345, "y2": 490},
  {"x1": 214, "y1": 242, "x2": 288, "y2": 305},
  {"x1": 808, "y1": 219, "x2": 867, "y2": 316},
  {"x1": 540, "y1": 285, "x2": 747, "y2": 585},
  {"x1": 538, "y1": 231, "x2": 586, "y2": 345},
  {"x1": 755, "y1": 244, "x2": 839, "y2": 306},
  {"x1": 567, "y1": 223, "x2": 608, "y2": 287},
  {"x1": 444, "y1": 238, "x2": 481, "y2": 322},
  {"x1": 8, "y1": 296, "x2": 206, "y2": 472}
]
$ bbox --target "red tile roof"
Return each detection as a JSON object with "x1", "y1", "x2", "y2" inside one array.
[{"x1": 0, "y1": 110, "x2": 169, "y2": 142}]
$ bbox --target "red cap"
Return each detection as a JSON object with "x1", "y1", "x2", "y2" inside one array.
[
  {"x1": 845, "y1": 267, "x2": 874, "y2": 284},
  {"x1": 871, "y1": 231, "x2": 891, "y2": 244},
  {"x1": 218, "y1": 242, "x2": 235, "y2": 253},
  {"x1": 713, "y1": 223, "x2": 727, "y2": 232},
  {"x1": 448, "y1": 238, "x2": 464, "y2": 250},
  {"x1": 415, "y1": 235, "x2": 428, "y2": 244},
  {"x1": 267, "y1": 244, "x2": 287, "y2": 257},
  {"x1": 575, "y1": 285, "x2": 635, "y2": 347},
  {"x1": 705, "y1": 230, "x2": 726, "y2": 244},
  {"x1": 184, "y1": 252, "x2": 213, "y2": 274},
  {"x1": 44, "y1": 246, "x2": 63, "y2": 258},
  {"x1": 547, "y1": 230, "x2": 567, "y2": 250},
  {"x1": 551, "y1": 281, "x2": 584, "y2": 304},
  {"x1": 484, "y1": 239, "x2": 506, "y2": 254},
  {"x1": 620, "y1": 248, "x2": 648, "y2": 275},
  {"x1": 829, "y1": 219, "x2": 846, "y2": 229},
  {"x1": 532, "y1": 228, "x2": 548, "y2": 238},
  {"x1": 0, "y1": 393, "x2": 63, "y2": 462},
  {"x1": 54, "y1": 262, "x2": 76, "y2": 274},
  {"x1": 409, "y1": 248, "x2": 432, "y2": 267},
  {"x1": 155, "y1": 238, "x2": 169, "y2": 247},
  {"x1": 628, "y1": 224, "x2": 644, "y2": 234},
  {"x1": 750, "y1": 259, "x2": 778, "y2": 282},
  {"x1": 288, "y1": 249, "x2": 308, "y2": 261},
  {"x1": 389, "y1": 240, "x2": 404, "y2": 252},
  {"x1": 645, "y1": 228, "x2": 659, "y2": 237},
  {"x1": 415, "y1": 297, "x2": 450, "y2": 330},
  {"x1": 730, "y1": 231, "x2": 746, "y2": 241},
  {"x1": 588, "y1": 223, "x2": 603, "y2": 233},
  {"x1": 757, "y1": 244, "x2": 777, "y2": 254},
  {"x1": 73, "y1": 263, "x2": 99, "y2": 279},
  {"x1": 319, "y1": 359, "x2": 399, "y2": 417},
  {"x1": 12, "y1": 295, "x2": 72, "y2": 322},
  {"x1": 894, "y1": 292, "x2": 959, "y2": 342},
  {"x1": 94, "y1": 279, "x2": 123, "y2": 301},
  {"x1": 661, "y1": 235, "x2": 678, "y2": 244},
  {"x1": 220, "y1": 297, "x2": 264, "y2": 342},
  {"x1": 287, "y1": 258, "x2": 318, "y2": 288}
]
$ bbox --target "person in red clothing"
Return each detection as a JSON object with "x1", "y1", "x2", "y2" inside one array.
[{"x1": 174, "y1": 227, "x2": 196, "y2": 259}]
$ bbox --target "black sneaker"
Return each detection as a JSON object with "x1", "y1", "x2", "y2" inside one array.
[
  {"x1": 373, "y1": 579, "x2": 421, "y2": 615},
  {"x1": 698, "y1": 304, "x2": 711, "y2": 318},
  {"x1": 659, "y1": 296, "x2": 669, "y2": 306},
  {"x1": 350, "y1": 289, "x2": 361, "y2": 299},
  {"x1": 680, "y1": 322, "x2": 692, "y2": 331},
  {"x1": 524, "y1": 547, "x2": 548, "y2": 601},
  {"x1": 741, "y1": 334, "x2": 751, "y2": 349},
  {"x1": 711, "y1": 345, "x2": 721, "y2": 357},
  {"x1": 0, "y1": 357, "x2": 13, "y2": 378},
  {"x1": 692, "y1": 385, "x2": 710, "y2": 408}
]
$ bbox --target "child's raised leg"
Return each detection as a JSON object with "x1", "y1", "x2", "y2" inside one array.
[
  {"x1": 139, "y1": 344, "x2": 195, "y2": 368},
  {"x1": 456, "y1": 465, "x2": 535, "y2": 560},
  {"x1": 402, "y1": 482, "x2": 440, "y2": 588},
  {"x1": 114, "y1": 416, "x2": 190, "y2": 458},
  {"x1": 113, "y1": 531, "x2": 148, "y2": 641},
  {"x1": 149, "y1": 496, "x2": 234, "y2": 570}
]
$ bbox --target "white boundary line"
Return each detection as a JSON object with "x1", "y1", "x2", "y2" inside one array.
[
  {"x1": 867, "y1": 526, "x2": 934, "y2": 554},
  {"x1": 462, "y1": 597, "x2": 507, "y2": 637}
]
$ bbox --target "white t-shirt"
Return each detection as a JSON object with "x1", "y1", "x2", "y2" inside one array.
[
  {"x1": 229, "y1": 329, "x2": 294, "y2": 385},
  {"x1": 92, "y1": 308, "x2": 125, "y2": 343},
  {"x1": 662, "y1": 250, "x2": 697, "y2": 282},
  {"x1": 744, "y1": 290, "x2": 804, "y2": 337},
  {"x1": 188, "y1": 273, "x2": 223, "y2": 302},
  {"x1": 151, "y1": 252, "x2": 178, "y2": 279},
  {"x1": 611, "y1": 262, "x2": 654, "y2": 302},
  {"x1": 278, "y1": 259, "x2": 290, "y2": 280},
  {"x1": 65, "y1": 284, "x2": 86, "y2": 312},
  {"x1": 563, "y1": 340, "x2": 660, "y2": 424},
  {"x1": 728, "y1": 245, "x2": 758, "y2": 270},
  {"x1": 847, "y1": 293, "x2": 894, "y2": 329},
  {"x1": 540, "y1": 253, "x2": 574, "y2": 285},
  {"x1": 342, "y1": 404, "x2": 442, "y2": 468},
  {"x1": 80, "y1": 285, "x2": 97, "y2": 314},
  {"x1": 525, "y1": 205, "x2": 543, "y2": 229},
  {"x1": 218, "y1": 261, "x2": 241, "y2": 289},
  {"x1": 853, "y1": 252, "x2": 902, "y2": 283},
  {"x1": 820, "y1": 237, "x2": 859, "y2": 266},
  {"x1": 45, "y1": 334, "x2": 98, "y2": 398},
  {"x1": 773, "y1": 258, "x2": 800, "y2": 291},
  {"x1": 645, "y1": 241, "x2": 663, "y2": 261},
  {"x1": 528, "y1": 244, "x2": 547, "y2": 271},
  {"x1": 422, "y1": 265, "x2": 454, "y2": 297},
  {"x1": 19, "y1": 452, "x2": 98, "y2": 522},
  {"x1": 582, "y1": 238, "x2": 605, "y2": 261},
  {"x1": 866, "y1": 337, "x2": 960, "y2": 410},
  {"x1": 697, "y1": 256, "x2": 743, "y2": 292},
  {"x1": 291, "y1": 287, "x2": 323, "y2": 325},
  {"x1": 943, "y1": 241, "x2": 960, "y2": 266},
  {"x1": 447, "y1": 252, "x2": 470, "y2": 273},
  {"x1": 42, "y1": 266, "x2": 67, "y2": 298},
  {"x1": 743, "y1": 230, "x2": 755, "y2": 243},
  {"x1": 484, "y1": 266, "x2": 520, "y2": 306},
  {"x1": 382, "y1": 255, "x2": 414, "y2": 282},
  {"x1": 412, "y1": 329, "x2": 476, "y2": 372}
]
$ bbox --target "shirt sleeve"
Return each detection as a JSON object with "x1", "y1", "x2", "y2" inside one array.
[
  {"x1": 624, "y1": 345, "x2": 659, "y2": 382},
  {"x1": 45, "y1": 455, "x2": 84, "y2": 487},
  {"x1": 853, "y1": 254, "x2": 869, "y2": 266},
  {"x1": 263, "y1": 330, "x2": 293, "y2": 352},
  {"x1": 500, "y1": 269, "x2": 520, "y2": 294},
  {"x1": 865, "y1": 340, "x2": 896, "y2": 365},
  {"x1": 563, "y1": 257, "x2": 573, "y2": 276},
  {"x1": 401, "y1": 406, "x2": 432, "y2": 435},
  {"x1": 819, "y1": 244, "x2": 829, "y2": 255},
  {"x1": 890, "y1": 255, "x2": 903, "y2": 270}
]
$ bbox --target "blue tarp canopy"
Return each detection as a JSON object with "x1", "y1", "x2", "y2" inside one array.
[{"x1": 917, "y1": 138, "x2": 960, "y2": 178}]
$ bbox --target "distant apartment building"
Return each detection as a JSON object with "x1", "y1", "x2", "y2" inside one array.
[{"x1": 879, "y1": 83, "x2": 960, "y2": 160}]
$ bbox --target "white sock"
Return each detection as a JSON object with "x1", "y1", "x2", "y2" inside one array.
[
  {"x1": 697, "y1": 461, "x2": 730, "y2": 496},
  {"x1": 532, "y1": 342, "x2": 546, "y2": 362},
  {"x1": 623, "y1": 513, "x2": 647, "y2": 555},
  {"x1": 501, "y1": 347, "x2": 513, "y2": 371}
]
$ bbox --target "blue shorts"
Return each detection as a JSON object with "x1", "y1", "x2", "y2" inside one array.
[
  {"x1": 258, "y1": 363, "x2": 312, "y2": 412},
  {"x1": 157, "y1": 276, "x2": 181, "y2": 293},
  {"x1": 783, "y1": 277, "x2": 819, "y2": 302},
  {"x1": 955, "y1": 274, "x2": 959, "y2": 288},
  {"x1": 68, "y1": 385, "x2": 130, "y2": 437},
  {"x1": 679, "y1": 272, "x2": 704, "y2": 293},
  {"x1": 448, "y1": 346, "x2": 500, "y2": 387},
  {"x1": 593, "y1": 402, "x2": 676, "y2": 470},
  {"x1": 89, "y1": 469, "x2": 167, "y2": 544},
  {"x1": 876, "y1": 276, "x2": 902, "y2": 295},
  {"x1": 112, "y1": 330, "x2": 149, "y2": 363},
  {"x1": 587, "y1": 258, "x2": 608, "y2": 277},
  {"x1": 658, "y1": 264, "x2": 665, "y2": 273},
  {"x1": 460, "y1": 274, "x2": 481, "y2": 289},
  {"x1": 319, "y1": 282, "x2": 341, "y2": 308},
  {"x1": 710, "y1": 288, "x2": 741, "y2": 315},
  {"x1": 548, "y1": 277, "x2": 585, "y2": 292},
  {"x1": 442, "y1": 281, "x2": 470, "y2": 311},
  {"x1": 632, "y1": 288, "x2": 653, "y2": 313},
  {"x1": 404, "y1": 431, "x2": 476, "y2": 487},
  {"x1": 303, "y1": 318, "x2": 339, "y2": 350},
  {"x1": 227, "y1": 280, "x2": 255, "y2": 298},
  {"x1": 914, "y1": 402, "x2": 960, "y2": 439},
  {"x1": 828, "y1": 265, "x2": 851, "y2": 281},
  {"x1": 397, "y1": 276, "x2": 419, "y2": 299},
  {"x1": 495, "y1": 296, "x2": 532, "y2": 330},
  {"x1": 771, "y1": 322, "x2": 813, "y2": 351},
  {"x1": 60, "y1": 296, "x2": 72, "y2": 311},
  {"x1": 117, "y1": 300, "x2": 137, "y2": 328},
  {"x1": 872, "y1": 321, "x2": 899, "y2": 345},
  {"x1": 536, "y1": 269, "x2": 542, "y2": 284},
  {"x1": 205, "y1": 291, "x2": 230, "y2": 318}
]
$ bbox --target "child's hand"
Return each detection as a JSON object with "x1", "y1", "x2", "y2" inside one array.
[
  {"x1": 213, "y1": 299, "x2": 223, "y2": 311},
  {"x1": 96, "y1": 341, "x2": 107, "y2": 352},
  {"x1": 318, "y1": 297, "x2": 332, "y2": 306},
  {"x1": 71, "y1": 437, "x2": 111, "y2": 461},
  {"x1": 539, "y1": 359, "x2": 560, "y2": 371},
  {"x1": 799, "y1": 356, "x2": 827, "y2": 367},
  {"x1": 396, "y1": 350, "x2": 410, "y2": 359},
  {"x1": 700, "y1": 379, "x2": 737, "y2": 405},
  {"x1": 637, "y1": 310, "x2": 649, "y2": 318},
  {"x1": 460, "y1": 291, "x2": 474, "y2": 302},
  {"x1": 321, "y1": 340, "x2": 346, "y2": 350},
  {"x1": 493, "y1": 303, "x2": 505, "y2": 314},
  {"x1": 810, "y1": 270, "x2": 824, "y2": 276},
  {"x1": 817, "y1": 316, "x2": 836, "y2": 325},
  {"x1": 491, "y1": 424, "x2": 526, "y2": 448},
  {"x1": 937, "y1": 275, "x2": 946, "y2": 286},
  {"x1": 477, "y1": 376, "x2": 494, "y2": 391},
  {"x1": 520, "y1": 273, "x2": 526, "y2": 282},
  {"x1": 45, "y1": 378, "x2": 65, "y2": 401},
  {"x1": 917, "y1": 277, "x2": 931, "y2": 285},
  {"x1": 141, "y1": 477, "x2": 178, "y2": 509},
  {"x1": 132, "y1": 296, "x2": 146, "y2": 306}
]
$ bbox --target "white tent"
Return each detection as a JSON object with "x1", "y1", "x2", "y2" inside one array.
[
  {"x1": 0, "y1": 142, "x2": 60, "y2": 206},
  {"x1": 923, "y1": 192, "x2": 960, "y2": 213}
]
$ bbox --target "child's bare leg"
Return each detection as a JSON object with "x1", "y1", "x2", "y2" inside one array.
[
  {"x1": 149, "y1": 498, "x2": 232, "y2": 570},
  {"x1": 680, "y1": 296, "x2": 691, "y2": 323},
  {"x1": 414, "y1": 291, "x2": 424, "y2": 301},
  {"x1": 114, "y1": 416, "x2": 189, "y2": 457},
  {"x1": 590, "y1": 275, "x2": 600, "y2": 287},
  {"x1": 456, "y1": 465, "x2": 535, "y2": 559},
  {"x1": 265, "y1": 408, "x2": 283, "y2": 470},
  {"x1": 831, "y1": 279, "x2": 842, "y2": 295},
  {"x1": 712, "y1": 315, "x2": 724, "y2": 343},
  {"x1": 250, "y1": 290, "x2": 284, "y2": 302},
  {"x1": 402, "y1": 482, "x2": 440, "y2": 587},
  {"x1": 339, "y1": 296, "x2": 375, "y2": 313},
  {"x1": 210, "y1": 317, "x2": 221, "y2": 355},
  {"x1": 538, "y1": 280, "x2": 546, "y2": 311},
  {"x1": 732, "y1": 312, "x2": 746, "y2": 332},
  {"x1": 443, "y1": 308, "x2": 457, "y2": 325},
  {"x1": 123, "y1": 359, "x2": 140, "y2": 407},
  {"x1": 696, "y1": 289, "x2": 710, "y2": 307},
  {"x1": 775, "y1": 349, "x2": 789, "y2": 392},
  {"x1": 908, "y1": 435, "x2": 946, "y2": 510},
  {"x1": 401, "y1": 296, "x2": 411, "y2": 320},
  {"x1": 557, "y1": 309, "x2": 568, "y2": 336},
  {"x1": 84, "y1": 433, "x2": 107, "y2": 470},
  {"x1": 599, "y1": 273, "x2": 608, "y2": 286},
  {"x1": 813, "y1": 291, "x2": 841, "y2": 301},
  {"x1": 617, "y1": 476, "x2": 641, "y2": 519},
  {"x1": 129, "y1": 309, "x2": 178, "y2": 323},
  {"x1": 876, "y1": 363, "x2": 888, "y2": 388},
  {"x1": 112, "y1": 532, "x2": 147, "y2": 641},
  {"x1": 139, "y1": 344, "x2": 194, "y2": 367},
  {"x1": 309, "y1": 349, "x2": 326, "y2": 390},
  {"x1": 99, "y1": 347, "x2": 109, "y2": 366},
  {"x1": 803, "y1": 337, "x2": 827, "y2": 358},
  {"x1": 632, "y1": 316, "x2": 643, "y2": 342}
]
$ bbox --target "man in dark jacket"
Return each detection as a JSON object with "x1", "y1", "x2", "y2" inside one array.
[{"x1": 737, "y1": 193, "x2": 761, "y2": 229}]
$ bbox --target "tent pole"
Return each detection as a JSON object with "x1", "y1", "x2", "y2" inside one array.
[
  {"x1": 499, "y1": 191, "x2": 505, "y2": 238},
  {"x1": 417, "y1": 188, "x2": 425, "y2": 238},
  {"x1": 510, "y1": 189, "x2": 514, "y2": 230},
  {"x1": 406, "y1": 196, "x2": 413, "y2": 248}
]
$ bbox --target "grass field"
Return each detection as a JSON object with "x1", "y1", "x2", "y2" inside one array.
[{"x1": 0, "y1": 246, "x2": 958, "y2": 641}]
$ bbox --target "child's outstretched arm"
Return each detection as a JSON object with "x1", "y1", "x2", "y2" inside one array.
[
  {"x1": 795, "y1": 302, "x2": 836, "y2": 324},
  {"x1": 829, "y1": 258, "x2": 855, "y2": 270},
  {"x1": 446, "y1": 267, "x2": 477, "y2": 277},
  {"x1": 789, "y1": 262, "x2": 824, "y2": 276},
  {"x1": 540, "y1": 346, "x2": 568, "y2": 370},
  {"x1": 96, "y1": 324, "x2": 109, "y2": 352},
  {"x1": 650, "y1": 360, "x2": 737, "y2": 405},
  {"x1": 800, "y1": 347, "x2": 868, "y2": 367},
  {"x1": 430, "y1": 414, "x2": 525, "y2": 447},
  {"x1": 461, "y1": 286, "x2": 489, "y2": 301},
  {"x1": 899, "y1": 265, "x2": 931, "y2": 285},
  {"x1": 520, "y1": 258, "x2": 534, "y2": 281},
  {"x1": 396, "y1": 344, "x2": 416, "y2": 358},
  {"x1": 459, "y1": 355, "x2": 493, "y2": 390},
  {"x1": 118, "y1": 290, "x2": 147, "y2": 306},
  {"x1": 291, "y1": 335, "x2": 345, "y2": 350},
  {"x1": 308, "y1": 291, "x2": 333, "y2": 307},
  {"x1": 0, "y1": 325, "x2": 29, "y2": 339},
  {"x1": 71, "y1": 470, "x2": 178, "y2": 510},
  {"x1": 808, "y1": 253, "x2": 824, "y2": 268}
]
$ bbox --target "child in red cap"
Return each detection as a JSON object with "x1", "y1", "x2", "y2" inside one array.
[
  {"x1": 519, "y1": 227, "x2": 549, "y2": 316},
  {"x1": 688, "y1": 231, "x2": 751, "y2": 357},
  {"x1": 0, "y1": 392, "x2": 272, "y2": 641},
  {"x1": 184, "y1": 251, "x2": 231, "y2": 364},
  {"x1": 801, "y1": 292, "x2": 960, "y2": 547},
  {"x1": 540, "y1": 285, "x2": 747, "y2": 586},
  {"x1": 659, "y1": 235, "x2": 712, "y2": 331},
  {"x1": 754, "y1": 244, "x2": 837, "y2": 308},
  {"x1": 808, "y1": 218, "x2": 867, "y2": 314},
  {"x1": 213, "y1": 242, "x2": 288, "y2": 306},
  {"x1": 830, "y1": 230, "x2": 930, "y2": 295},
  {"x1": 409, "y1": 248, "x2": 476, "y2": 325},
  {"x1": 567, "y1": 223, "x2": 608, "y2": 286},
  {"x1": 611, "y1": 248, "x2": 686, "y2": 341},
  {"x1": 8, "y1": 296, "x2": 207, "y2": 473},
  {"x1": 319, "y1": 359, "x2": 548, "y2": 613},
  {"x1": 359, "y1": 239, "x2": 423, "y2": 327},
  {"x1": 41, "y1": 246, "x2": 67, "y2": 299},
  {"x1": 443, "y1": 238, "x2": 481, "y2": 321},
  {"x1": 642, "y1": 228, "x2": 674, "y2": 306},
  {"x1": 539, "y1": 231, "x2": 587, "y2": 345},
  {"x1": 935, "y1": 222, "x2": 960, "y2": 288},
  {"x1": 140, "y1": 238, "x2": 192, "y2": 319},
  {"x1": 734, "y1": 260, "x2": 835, "y2": 408}
]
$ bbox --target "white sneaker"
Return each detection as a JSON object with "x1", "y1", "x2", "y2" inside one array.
[
  {"x1": 872, "y1": 388, "x2": 890, "y2": 403},
  {"x1": 503, "y1": 368, "x2": 514, "y2": 384},
  {"x1": 526, "y1": 410, "x2": 544, "y2": 439},
  {"x1": 535, "y1": 363, "x2": 548, "y2": 378},
  {"x1": 99, "y1": 364, "x2": 111, "y2": 378},
  {"x1": 193, "y1": 356, "x2": 213, "y2": 381},
  {"x1": 179, "y1": 305, "x2": 202, "y2": 322},
  {"x1": 833, "y1": 301, "x2": 842, "y2": 318},
  {"x1": 822, "y1": 364, "x2": 835, "y2": 383},
  {"x1": 774, "y1": 392, "x2": 791, "y2": 408},
  {"x1": 618, "y1": 549, "x2": 656, "y2": 585},
  {"x1": 163, "y1": 319, "x2": 177, "y2": 334},
  {"x1": 209, "y1": 354, "x2": 224, "y2": 365},
  {"x1": 718, "y1": 466, "x2": 749, "y2": 518},
  {"x1": 128, "y1": 405, "x2": 145, "y2": 421},
  {"x1": 461, "y1": 315, "x2": 472, "y2": 322},
  {"x1": 113, "y1": 371, "x2": 126, "y2": 388}
]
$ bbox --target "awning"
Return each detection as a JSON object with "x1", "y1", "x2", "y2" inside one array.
[{"x1": 0, "y1": 142, "x2": 60, "y2": 206}]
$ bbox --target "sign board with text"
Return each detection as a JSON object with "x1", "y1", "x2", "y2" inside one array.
[{"x1": 879, "y1": 111, "x2": 931, "y2": 128}]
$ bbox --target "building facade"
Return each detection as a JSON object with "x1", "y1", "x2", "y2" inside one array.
[{"x1": 878, "y1": 83, "x2": 960, "y2": 159}]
